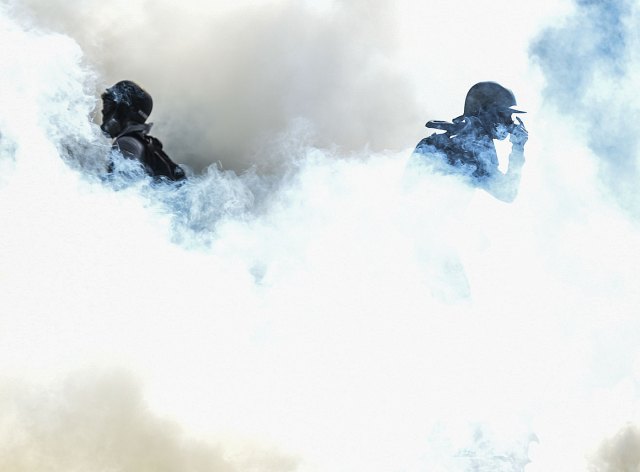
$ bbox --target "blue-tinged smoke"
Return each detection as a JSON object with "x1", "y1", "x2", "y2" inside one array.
[{"x1": 530, "y1": 0, "x2": 640, "y2": 216}]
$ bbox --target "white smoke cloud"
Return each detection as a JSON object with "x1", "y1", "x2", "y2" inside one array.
[{"x1": 1, "y1": 1, "x2": 640, "y2": 472}]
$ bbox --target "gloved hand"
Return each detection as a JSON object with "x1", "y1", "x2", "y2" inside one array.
[{"x1": 510, "y1": 117, "x2": 528, "y2": 148}]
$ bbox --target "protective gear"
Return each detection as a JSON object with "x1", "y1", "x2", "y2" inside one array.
[
  {"x1": 109, "y1": 122, "x2": 186, "y2": 182},
  {"x1": 463, "y1": 81, "x2": 525, "y2": 117},
  {"x1": 458, "y1": 82, "x2": 527, "y2": 141},
  {"x1": 411, "y1": 82, "x2": 528, "y2": 202},
  {"x1": 101, "y1": 81, "x2": 185, "y2": 182},
  {"x1": 100, "y1": 80, "x2": 153, "y2": 138},
  {"x1": 415, "y1": 116, "x2": 498, "y2": 180}
]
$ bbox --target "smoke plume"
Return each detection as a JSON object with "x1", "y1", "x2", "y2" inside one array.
[
  {"x1": 588, "y1": 424, "x2": 640, "y2": 472},
  {"x1": 1, "y1": 1, "x2": 640, "y2": 471},
  {"x1": 530, "y1": 0, "x2": 640, "y2": 216},
  {"x1": 0, "y1": 370, "x2": 296, "y2": 472},
  {"x1": 10, "y1": 0, "x2": 418, "y2": 173}
]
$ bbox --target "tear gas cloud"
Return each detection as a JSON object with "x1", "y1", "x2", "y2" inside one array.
[
  {"x1": 12, "y1": 0, "x2": 559, "y2": 174},
  {"x1": 531, "y1": 0, "x2": 640, "y2": 216},
  {"x1": 1, "y1": 1, "x2": 640, "y2": 471},
  {"x1": 11, "y1": 0, "x2": 419, "y2": 174}
]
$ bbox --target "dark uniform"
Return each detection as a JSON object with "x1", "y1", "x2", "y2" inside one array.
[
  {"x1": 411, "y1": 82, "x2": 528, "y2": 202},
  {"x1": 101, "y1": 80, "x2": 185, "y2": 182}
]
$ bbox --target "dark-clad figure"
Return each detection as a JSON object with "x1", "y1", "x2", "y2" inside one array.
[
  {"x1": 411, "y1": 82, "x2": 528, "y2": 202},
  {"x1": 101, "y1": 80, "x2": 185, "y2": 181}
]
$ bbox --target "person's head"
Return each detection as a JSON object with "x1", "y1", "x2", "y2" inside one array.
[
  {"x1": 463, "y1": 82, "x2": 525, "y2": 140},
  {"x1": 100, "y1": 80, "x2": 153, "y2": 138}
]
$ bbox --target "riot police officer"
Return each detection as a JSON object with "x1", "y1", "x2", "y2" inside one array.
[
  {"x1": 101, "y1": 80, "x2": 185, "y2": 182},
  {"x1": 411, "y1": 81, "x2": 528, "y2": 202}
]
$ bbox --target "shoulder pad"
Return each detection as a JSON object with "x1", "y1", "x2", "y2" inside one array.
[{"x1": 115, "y1": 135, "x2": 146, "y2": 161}]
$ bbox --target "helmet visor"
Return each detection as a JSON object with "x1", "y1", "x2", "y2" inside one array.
[{"x1": 507, "y1": 106, "x2": 526, "y2": 114}]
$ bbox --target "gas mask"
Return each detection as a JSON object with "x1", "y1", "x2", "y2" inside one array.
[
  {"x1": 485, "y1": 108, "x2": 515, "y2": 141},
  {"x1": 100, "y1": 96, "x2": 125, "y2": 138}
]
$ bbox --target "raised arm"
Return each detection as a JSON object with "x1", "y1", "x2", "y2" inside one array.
[{"x1": 482, "y1": 118, "x2": 528, "y2": 203}]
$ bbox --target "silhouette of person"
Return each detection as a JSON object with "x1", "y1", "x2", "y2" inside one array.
[
  {"x1": 101, "y1": 80, "x2": 185, "y2": 181},
  {"x1": 411, "y1": 81, "x2": 528, "y2": 202}
]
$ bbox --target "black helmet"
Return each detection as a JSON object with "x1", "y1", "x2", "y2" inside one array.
[
  {"x1": 463, "y1": 82, "x2": 525, "y2": 117},
  {"x1": 101, "y1": 80, "x2": 153, "y2": 137}
]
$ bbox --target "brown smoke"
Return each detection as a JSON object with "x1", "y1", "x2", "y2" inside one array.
[
  {"x1": 588, "y1": 424, "x2": 640, "y2": 472},
  {"x1": 0, "y1": 370, "x2": 298, "y2": 472},
  {"x1": 12, "y1": 0, "x2": 421, "y2": 173}
]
